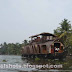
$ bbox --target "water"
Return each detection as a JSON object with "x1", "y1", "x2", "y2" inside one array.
[
  {"x1": 0, "y1": 55, "x2": 72, "y2": 72},
  {"x1": 0, "y1": 55, "x2": 37, "y2": 72}
]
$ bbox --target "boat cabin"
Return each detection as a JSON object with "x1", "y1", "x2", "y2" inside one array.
[{"x1": 29, "y1": 32, "x2": 57, "y2": 43}]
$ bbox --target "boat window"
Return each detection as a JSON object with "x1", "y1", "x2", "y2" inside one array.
[
  {"x1": 54, "y1": 43, "x2": 60, "y2": 52},
  {"x1": 42, "y1": 45, "x2": 46, "y2": 50},
  {"x1": 61, "y1": 46, "x2": 63, "y2": 50},
  {"x1": 47, "y1": 36, "x2": 49, "y2": 40},
  {"x1": 32, "y1": 46, "x2": 34, "y2": 53},
  {"x1": 38, "y1": 45, "x2": 41, "y2": 53},
  {"x1": 42, "y1": 45, "x2": 47, "y2": 53},
  {"x1": 50, "y1": 36, "x2": 53, "y2": 40},
  {"x1": 51, "y1": 45, "x2": 54, "y2": 49}
]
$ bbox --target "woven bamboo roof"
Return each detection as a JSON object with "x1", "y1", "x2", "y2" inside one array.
[{"x1": 29, "y1": 32, "x2": 57, "y2": 38}]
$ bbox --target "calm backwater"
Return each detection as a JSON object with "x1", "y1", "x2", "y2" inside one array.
[{"x1": 0, "y1": 55, "x2": 72, "y2": 72}]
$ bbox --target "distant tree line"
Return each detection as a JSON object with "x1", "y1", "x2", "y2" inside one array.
[{"x1": 0, "y1": 40, "x2": 28, "y2": 55}]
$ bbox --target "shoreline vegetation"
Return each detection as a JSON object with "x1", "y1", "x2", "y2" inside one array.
[{"x1": 0, "y1": 19, "x2": 72, "y2": 56}]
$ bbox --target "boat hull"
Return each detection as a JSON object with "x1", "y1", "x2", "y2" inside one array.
[{"x1": 22, "y1": 53, "x2": 65, "y2": 59}]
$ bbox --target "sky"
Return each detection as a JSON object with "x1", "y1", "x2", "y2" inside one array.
[{"x1": 0, "y1": 0, "x2": 72, "y2": 44}]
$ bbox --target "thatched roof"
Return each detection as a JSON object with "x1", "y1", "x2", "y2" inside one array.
[{"x1": 29, "y1": 32, "x2": 57, "y2": 38}]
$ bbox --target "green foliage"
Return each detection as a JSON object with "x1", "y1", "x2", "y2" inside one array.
[
  {"x1": 22, "y1": 40, "x2": 28, "y2": 46},
  {"x1": 54, "y1": 19, "x2": 71, "y2": 35},
  {"x1": 54, "y1": 27, "x2": 62, "y2": 36},
  {"x1": 0, "y1": 39, "x2": 28, "y2": 55},
  {"x1": 60, "y1": 19, "x2": 71, "y2": 31},
  {"x1": 35, "y1": 57, "x2": 40, "y2": 61},
  {"x1": 0, "y1": 42, "x2": 21, "y2": 55},
  {"x1": 54, "y1": 19, "x2": 72, "y2": 55},
  {"x1": 2, "y1": 60, "x2": 7, "y2": 62}
]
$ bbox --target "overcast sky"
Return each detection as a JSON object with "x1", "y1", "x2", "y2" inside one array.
[{"x1": 0, "y1": 0, "x2": 72, "y2": 44}]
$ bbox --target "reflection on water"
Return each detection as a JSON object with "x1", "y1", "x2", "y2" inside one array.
[{"x1": 0, "y1": 55, "x2": 72, "y2": 72}]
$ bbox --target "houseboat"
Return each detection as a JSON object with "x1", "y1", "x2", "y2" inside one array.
[{"x1": 21, "y1": 32, "x2": 65, "y2": 59}]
